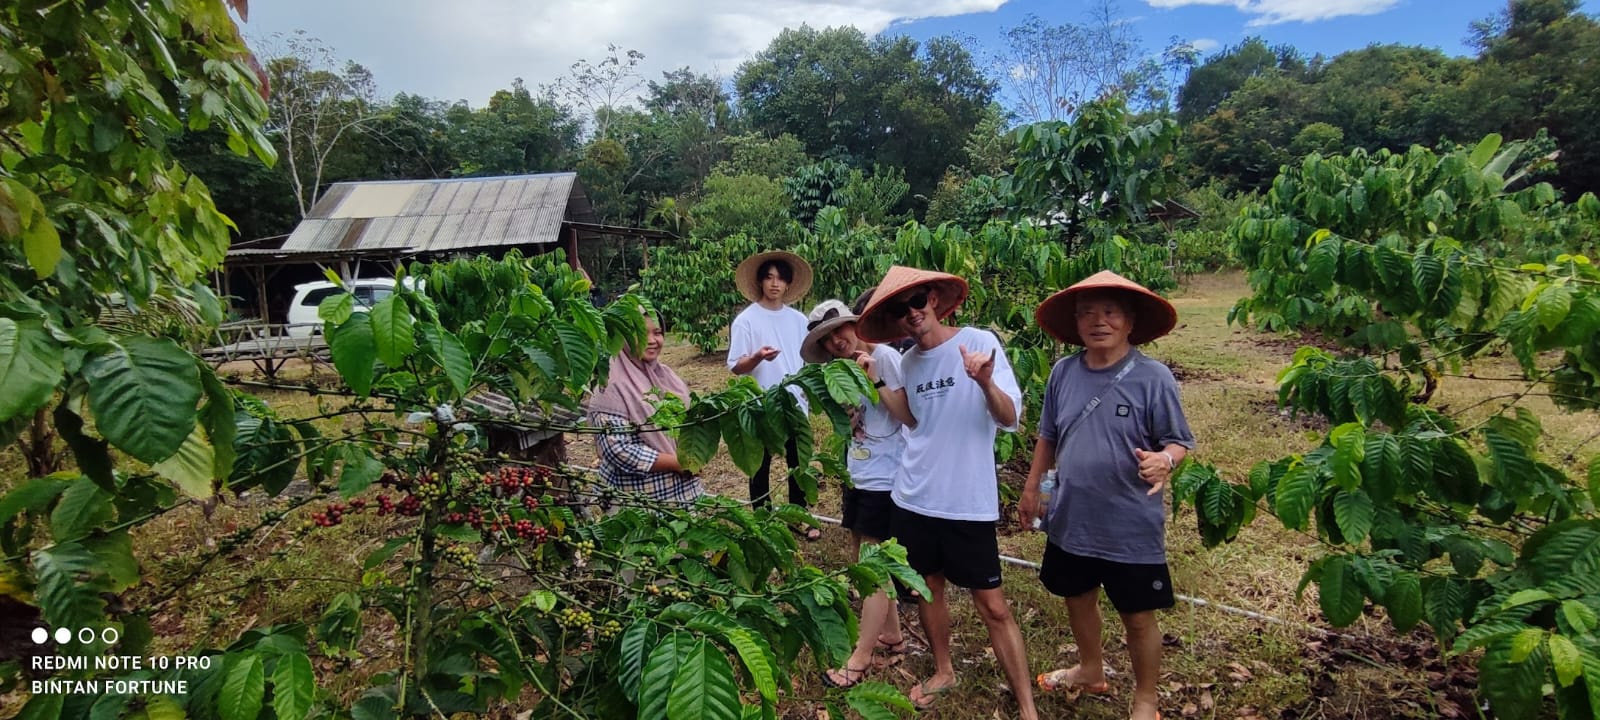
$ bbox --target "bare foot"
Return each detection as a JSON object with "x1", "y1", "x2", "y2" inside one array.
[
  {"x1": 1036, "y1": 665, "x2": 1110, "y2": 693},
  {"x1": 1130, "y1": 697, "x2": 1160, "y2": 720}
]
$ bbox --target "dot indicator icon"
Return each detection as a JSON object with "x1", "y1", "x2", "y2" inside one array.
[
  {"x1": 54, "y1": 627, "x2": 71, "y2": 644},
  {"x1": 31, "y1": 628, "x2": 47, "y2": 644}
]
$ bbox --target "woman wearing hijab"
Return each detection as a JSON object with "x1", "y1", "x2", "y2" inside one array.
[{"x1": 589, "y1": 316, "x2": 704, "y2": 505}]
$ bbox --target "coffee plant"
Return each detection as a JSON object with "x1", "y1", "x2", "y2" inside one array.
[
  {"x1": 1, "y1": 5, "x2": 925, "y2": 717},
  {"x1": 1175, "y1": 135, "x2": 1600, "y2": 719}
]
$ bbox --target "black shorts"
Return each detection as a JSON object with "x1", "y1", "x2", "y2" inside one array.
[
  {"x1": 891, "y1": 505, "x2": 1002, "y2": 590},
  {"x1": 841, "y1": 488, "x2": 895, "y2": 540},
  {"x1": 1039, "y1": 542, "x2": 1175, "y2": 614}
]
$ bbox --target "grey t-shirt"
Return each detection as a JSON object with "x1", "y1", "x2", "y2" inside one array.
[{"x1": 1039, "y1": 349, "x2": 1195, "y2": 564}]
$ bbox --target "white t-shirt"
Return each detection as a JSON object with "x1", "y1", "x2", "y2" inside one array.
[
  {"x1": 892, "y1": 327, "x2": 1021, "y2": 521},
  {"x1": 849, "y1": 344, "x2": 907, "y2": 491},
  {"x1": 726, "y1": 303, "x2": 809, "y2": 411}
]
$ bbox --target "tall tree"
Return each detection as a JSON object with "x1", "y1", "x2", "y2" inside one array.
[
  {"x1": 354, "y1": 92, "x2": 459, "y2": 180},
  {"x1": 551, "y1": 44, "x2": 646, "y2": 141},
  {"x1": 735, "y1": 26, "x2": 994, "y2": 209},
  {"x1": 1176, "y1": 37, "x2": 1307, "y2": 124},
  {"x1": 1184, "y1": 73, "x2": 1313, "y2": 190},
  {"x1": 445, "y1": 80, "x2": 582, "y2": 177},
  {"x1": 1464, "y1": 0, "x2": 1600, "y2": 195},
  {"x1": 1310, "y1": 46, "x2": 1473, "y2": 151},
  {"x1": 259, "y1": 31, "x2": 381, "y2": 215},
  {"x1": 997, "y1": 1, "x2": 1162, "y2": 122}
]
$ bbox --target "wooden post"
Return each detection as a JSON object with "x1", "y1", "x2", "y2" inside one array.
[
  {"x1": 641, "y1": 235, "x2": 650, "y2": 269},
  {"x1": 566, "y1": 226, "x2": 579, "y2": 270},
  {"x1": 254, "y1": 266, "x2": 270, "y2": 323}
]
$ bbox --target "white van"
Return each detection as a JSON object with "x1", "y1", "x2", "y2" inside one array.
[{"x1": 285, "y1": 278, "x2": 417, "y2": 338}]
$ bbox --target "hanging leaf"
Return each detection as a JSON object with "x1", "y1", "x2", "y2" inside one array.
[
  {"x1": 677, "y1": 416, "x2": 722, "y2": 473},
  {"x1": 84, "y1": 337, "x2": 200, "y2": 463},
  {"x1": 1479, "y1": 637, "x2": 1546, "y2": 720},
  {"x1": 0, "y1": 318, "x2": 62, "y2": 422},
  {"x1": 425, "y1": 325, "x2": 473, "y2": 397},
  {"x1": 318, "y1": 291, "x2": 353, "y2": 326},
  {"x1": 1274, "y1": 462, "x2": 1318, "y2": 531},
  {"x1": 667, "y1": 639, "x2": 741, "y2": 720},
  {"x1": 329, "y1": 314, "x2": 377, "y2": 396},
  {"x1": 152, "y1": 425, "x2": 216, "y2": 499},
  {"x1": 368, "y1": 294, "x2": 416, "y2": 368},
  {"x1": 1384, "y1": 571, "x2": 1423, "y2": 632},
  {"x1": 219, "y1": 652, "x2": 265, "y2": 720},
  {"x1": 33, "y1": 542, "x2": 108, "y2": 633},
  {"x1": 1318, "y1": 555, "x2": 1365, "y2": 626},
  {"x1": 338, "y1": 446, "x2": 384, "y2": 497},
  {"x1": 22, "y1": 209, "x2": 62, "y2": 278},
  {"x1": 50, "y1": 479, "x2": 114, "y2": 542},
  {"x1": 271, "y1": 651, "x2": 315, "y2": 720},
  {"x1": 1548, "y1": 634, "x2": 1583, "y2": 688},
  {"x1": 1305, "y1": 236, "x2": 1341, "y2": 291},
  {"x1": 720, "y1": 411, "x2": 763, "y2": 477},
  {"x1": 639, "y1": 631, "x2": 694, "y2": 720},
  {"x1": 1332, "y1": 489, "x2": 1374, "y2": 544},
  {"x1": 618, "y1": 621, "x2": 654, "y2": 703}
]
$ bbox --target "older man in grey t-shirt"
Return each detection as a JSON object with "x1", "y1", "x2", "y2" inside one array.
[{"x1": 1021, "y1": 271, "x2": 1194, "y2": 720}]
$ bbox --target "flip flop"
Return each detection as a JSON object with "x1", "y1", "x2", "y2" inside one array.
[
  {"x1": 1036, "y1": 667, "x2": 1111, "y2": 694},
  {"x1": 821, "y1": 665, "x2": 868, "y2": 689},
  {"x1": 908, "y1": 677, "x2": 959, "y2": 710},
  {"x1": 873, "y1": 638, "x2": 907, "y2": 668}
]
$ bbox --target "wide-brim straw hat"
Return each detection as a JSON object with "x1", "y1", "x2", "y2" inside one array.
[
  {"x1": 735, "y1": 251, "x2": 813, "y2": 304},
  {"x1": 1035, "y1": 270, "x2": 1178, "y2": 346},
  {"x1": 801, "y1": 299, "x2": 858, "y2": 364},
  {"x1": 856, "y1": 266, "x2": 970, "y2": 343}
]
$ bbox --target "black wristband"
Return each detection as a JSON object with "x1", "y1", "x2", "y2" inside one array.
[{"x1": 873, "y1": 379, "x2": 886, "y2": 388}]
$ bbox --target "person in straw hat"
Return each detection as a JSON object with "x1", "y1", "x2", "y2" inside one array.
[
  {"x1": 1023, "y1": 270, "x2": 1195, "y2": 720},
  {"x1": 855, "y1": 266, "x2": 1038, "y2": 718},
  {"x1": 801, "y1": 299, "x2": 917, "y2": 689},
  {"x1": 726, "y1": 251, "x2": 819, "y2": 531}
]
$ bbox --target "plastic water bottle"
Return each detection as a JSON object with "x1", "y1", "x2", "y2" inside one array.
[{"x1": 1032, "y1": 470, "x2": 1058, "y2": 530}]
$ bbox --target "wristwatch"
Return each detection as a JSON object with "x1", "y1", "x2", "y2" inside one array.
[{"x1": 872, "y1": 379, "x2": 886, "y2": 388}]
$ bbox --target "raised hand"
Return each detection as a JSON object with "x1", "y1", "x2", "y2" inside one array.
[
  {"x1": 758, "y1": 346, "x2": 781, "y2": 362},
  {"x1": 853, "y1": 350, "x2": 878, "y2": 382},
  {"x1": 959, "y1": 344, "x2": 996, "y2": 385}
]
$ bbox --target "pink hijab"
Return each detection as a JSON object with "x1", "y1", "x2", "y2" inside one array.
[{"x1": 587, "y1": 340, "x2": 691, "y2": 455}]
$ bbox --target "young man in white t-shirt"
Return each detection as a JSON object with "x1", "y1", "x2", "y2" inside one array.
[
  {"x1": 855, "y1": 266, "x2": 1038, "y2": 719},
  {"x1": 726, "y1": 251, "x2": 815, "y2": 531}
]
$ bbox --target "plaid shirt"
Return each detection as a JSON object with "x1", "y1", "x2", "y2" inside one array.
[{"x1": 592, "y1": 412, "x2": 705, "y2": 506}]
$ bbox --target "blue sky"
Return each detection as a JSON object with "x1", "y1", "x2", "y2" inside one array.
[
  {"x1": 242, "y1": 0, "x2": 1593, "y2": 108},
  {"x1": 894, "y1": 1, "x2": 1512, "y2": 62}
]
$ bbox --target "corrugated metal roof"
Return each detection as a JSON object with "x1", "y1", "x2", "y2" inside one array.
[{"x1": 280, "y1": 173, "x2": 592, "y2": 254}]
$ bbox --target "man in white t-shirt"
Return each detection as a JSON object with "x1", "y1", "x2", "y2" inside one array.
[
  {"x1": 855, "y1": 266, "x2": 1038, "y2": 719},
  {"x1": 726, "y1": 251, "x2": 816, "y2": 529}
]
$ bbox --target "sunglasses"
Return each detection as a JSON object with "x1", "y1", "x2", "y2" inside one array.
[{"x1": 884, "y1": 290, "x2": 930, "y2": 319}]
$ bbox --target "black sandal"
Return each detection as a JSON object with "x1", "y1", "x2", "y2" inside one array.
[{"x1": 821, "y1": 664, "x2": 868, "y2": 689}]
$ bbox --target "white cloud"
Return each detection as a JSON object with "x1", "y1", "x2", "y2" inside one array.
[
  {"x1": 1190, "y1": 37, "x2": 1221, "y2": 53},
  {"x1": 243, "y1": 0, "x2": 1009, "y2": 107},
  {"x1": 1142, "y1": 0, "x2": 1399, "y2": 26}
]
